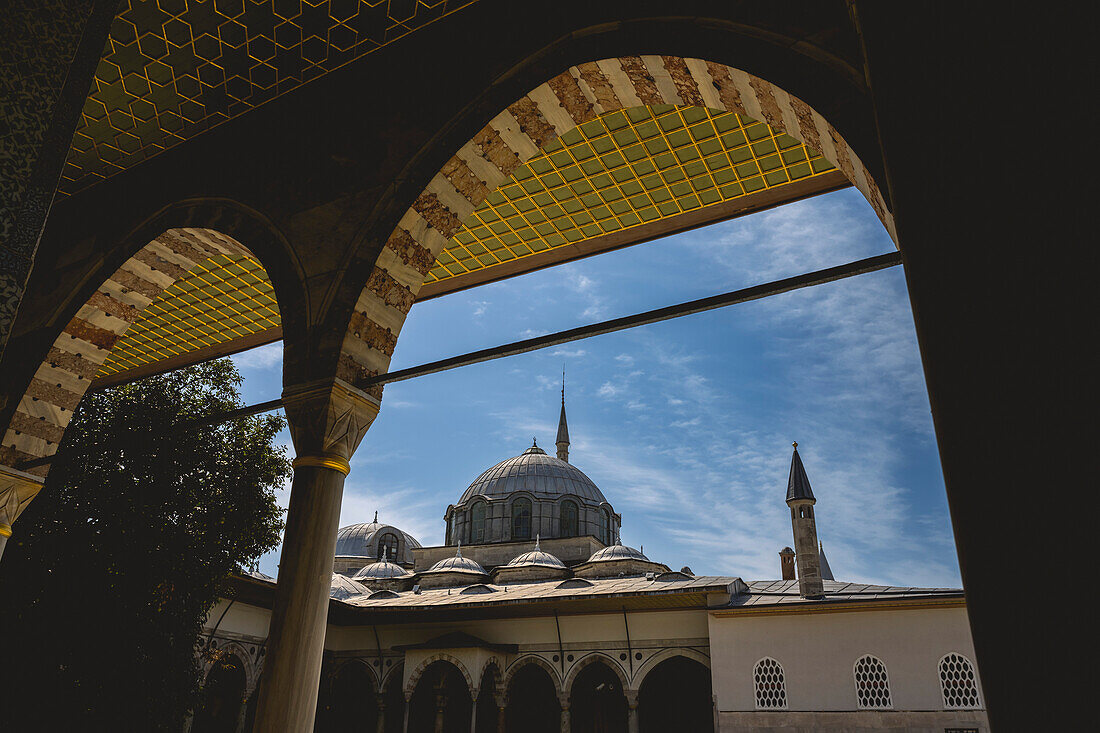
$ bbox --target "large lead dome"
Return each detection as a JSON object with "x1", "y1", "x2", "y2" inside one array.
[{"x1": 458, "y1": 444, "x2": 607, "y2": 505}]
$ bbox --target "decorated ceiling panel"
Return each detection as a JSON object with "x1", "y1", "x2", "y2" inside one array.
[
  {"x1": 95, "y1": 253, "x2": 278, "y2": 378},
  {"x1": 63, "y1": 0, "x2": 480, "y2": 194},
  {"x1": 427, "y1": 105, "x2": 835, "y2": 284}
]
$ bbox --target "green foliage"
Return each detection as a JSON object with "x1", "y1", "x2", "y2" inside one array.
[{"x1": 0, "y1": 359, "x2": 289, "y2": 731}]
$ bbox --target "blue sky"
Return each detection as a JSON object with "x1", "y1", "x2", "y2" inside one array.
[{"x1": 233, "y1": 188, "x2": 961, "y2": 587}]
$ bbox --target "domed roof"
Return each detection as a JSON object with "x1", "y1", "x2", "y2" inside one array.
[
  {"x1": 334, "y1": 516, "x2": 421, "y2": 558},
  {"x1": 330, "y1": 573, "x2": 368, "y2": 600},
  {"x1": 352, "y1": 548, "x2": 411, "y2": 581},
  {"x1": 506, "y1": 536, "x2": 567, "y2": 569},
  {"x1": 586, "y1": 540, "x2": 648, "y2": 563},
  {"x1": 458, "y1": 442, "x2": 608, "y2": 505},
  {"x1": 426, "y1": 545, "x2": 487, "y2": 575}
]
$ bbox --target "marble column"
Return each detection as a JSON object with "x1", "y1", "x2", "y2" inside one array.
[
  {"x1": 469, "y1": 689, "x2": 478, "y2": 733},
  {"x1": 403, "y1": 696, "x2": 411, "y2": 733},
  {"x1": 625, "y1": 690, "x2": 639, "y2": 733},
  {"x1": 376, "y1": 693, "x2": 386, "y2": 733},
  {"x1": 558, "y1": 692, "x2": 571, "y2": 733},
  {"x1": 434, "y1": 684, "x2": 447, "y2": 733},
  {"x1": 494, "y1": 692, "x2": 507, "y2": 733},
  {"x1": 253, "y1": 379, "x2": 381, "y2": 733},
  {"x1": 0, "y1": 464, "x2": 43, "y2": 562}
]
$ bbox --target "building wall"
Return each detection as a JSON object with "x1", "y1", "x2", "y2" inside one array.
[{"x1": 708, "y1": 606, "x2": 988, "y2": 730}]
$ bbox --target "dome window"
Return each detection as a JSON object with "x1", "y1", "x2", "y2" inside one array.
[
  {"x1": 377, "y1": 532, "x2": 399, "y2": 561},
  {"x1": 470, "y1": 502, "x2": 486, "y2": 544},
  {"x1": 512, "y1": 497, "x2": 532, "y2": 540},
  {"x1": 601, "y1": 508, "x2": 612, "y2": 544},
  {"x1": 560, "y1": 500, "x2": 578, "y2": 538}
]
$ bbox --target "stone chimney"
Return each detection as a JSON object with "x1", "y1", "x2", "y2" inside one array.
[{"x1": 779, "y1": 547, "x2": 796, "y2": 580}]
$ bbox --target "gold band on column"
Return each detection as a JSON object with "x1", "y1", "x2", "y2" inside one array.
[
  {"x1": 0, "y1": 523, "x2": 11, "y2": 538},
  {"x1": 292, "y1": 455, "x2": 351, "y2": 476}
]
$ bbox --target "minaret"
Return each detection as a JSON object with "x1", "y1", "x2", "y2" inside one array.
[
  {"x1": 556, "y1": 371, "x2": 570, "y2": 463},
  {"x1": 786, "y1": 442, "x2": 824, "y2": 599}
]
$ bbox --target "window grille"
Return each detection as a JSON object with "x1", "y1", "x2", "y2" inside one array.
[
  {"x1": 853, "y1": 655, "x2": 892, "y2": 709},
  {"x1": 560, "y1": 500, "x2": 578, "y2": 537},
  {"x1": 512, "y1": 498, "x2": 532, "y2": 540},
  {"x1": 753, "y1": 657, "x2": 787, "y2": 709},
  {"x1": 939, "y1": 653, "x2": 981, "y2": 709},
  {"x1": 470, "y1": 502, "x2": 486, "y2": 544}
]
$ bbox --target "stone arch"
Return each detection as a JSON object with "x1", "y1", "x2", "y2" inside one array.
[
  {"x1": 631, "y1": 647, "x2": 710, "y2": 689},
  {"x1": 503, "y1": 654, "x2": 563, "y2": 695},
  {"x1": 478, "y1": 656, "x2": 505, "y2": 690},
  {"x1": 0, "y1": 197, "x2": 302, "y2": 473},
  {"x1": 380, "y1": 658, "x2": 404, "y2": 691},
  {"x1": 206, "y1": 640, "x2": 260, "y2": 694},
  {"x1": 333, "y1": 55, "x2": 894, "y2": 398},
  {"x1": 404, "y1": 653, "x2": 475, "y2": 698},
  {"x1": 563, "y1": 651, "x2": 631, "y2": 694},
  {"x1": 334, "y1": 656, "x2": 380, "y2": 693}
]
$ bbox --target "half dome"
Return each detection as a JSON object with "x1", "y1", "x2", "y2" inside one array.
[{"x1": 458, "y1": 444, "x2": 607, "y2": 505}]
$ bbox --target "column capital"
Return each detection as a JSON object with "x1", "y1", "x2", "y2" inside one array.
[
  {"x1": 0, "y1": 463, "x2": 45, "y2": 535},
  {"x1": 282, "y1": 378, "x2": 381, "y2": 467},
  {"x1": 624, "y1": 688, "x2": 640, "y2": 708}
]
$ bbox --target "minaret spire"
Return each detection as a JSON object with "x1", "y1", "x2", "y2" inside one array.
[
  {"x1": 786, "y1": 441, "x2": 824, "y2": 599},
  {"x1": 556, "y1": 368, "x2": 570, "y2": 463}
]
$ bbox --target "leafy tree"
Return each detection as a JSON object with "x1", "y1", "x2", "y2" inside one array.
[{"x1": 0, "y1": 359, "x2": 289, "y2": 731}]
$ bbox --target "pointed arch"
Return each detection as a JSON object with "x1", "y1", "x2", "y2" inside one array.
[
  {"x1": 563, "y1": 651, "x2": 631, "y2": 694},
  {"x1": 333, "y1": 56, "x2": 894, "y2": 400},
  {"x1": 503, "y1": 654, "x2": 563, "y2": 695},
  {"x1": 632, "y1": 647, "x2": 710, "y2": 688},
  {"x1": 404, "y1": 653, "x2": 474, "y2": 699}
]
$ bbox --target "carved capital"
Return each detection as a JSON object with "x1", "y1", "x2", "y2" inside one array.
[
  {"x1": 0, "y1": 464, "x2": 45, "y2": 535},
  {"x1": 282, "y1": 378, "x2": 381, "y2": 466}
]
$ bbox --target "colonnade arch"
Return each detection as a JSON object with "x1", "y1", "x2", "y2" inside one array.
[{"x1": 407, "y1": 659, "x2": 473, "y2": 733}]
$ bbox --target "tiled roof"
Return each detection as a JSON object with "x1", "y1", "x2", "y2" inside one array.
[{"x1": 729, "y1": 579, "x2": 964, "y2": 607}]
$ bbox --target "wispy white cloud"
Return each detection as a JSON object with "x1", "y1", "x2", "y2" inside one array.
[{"x1": 231, "y1": 342, "x2": 282, "y2": 371}]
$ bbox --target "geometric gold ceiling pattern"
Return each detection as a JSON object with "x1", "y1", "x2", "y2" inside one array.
[
  {"x1": 62, "y1": 0, "x2": 481, "y2": 195},
  {"x1": 94, "y1": 254, "x2": 279, "y2": 379},
  {"x1": 88, "y1": 104, "x2": 837, "y2": 383},
  {"x1": 426, "y1": 105, "x2": 836, "y2": 284}
]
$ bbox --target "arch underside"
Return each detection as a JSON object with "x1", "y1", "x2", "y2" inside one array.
[{"x1": 336, "y1": 55, "x2": 894, "y2": 395}]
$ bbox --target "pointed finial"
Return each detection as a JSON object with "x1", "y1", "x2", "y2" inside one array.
[
  {"x1": 456, "y1": 541, "x2": 462, "y2": 559},
  {"x1": 381, "y1": 546, "x2": 388, "y2": 562},
  {"x1": 533, "y1": 437, "x2": 538, "y2": 447},
  {"x1": 373, "y1": 509, "x2": 378, "y2": 523},
  {"x1": 535, "y1": 534, "x2": 541, "y2": 551},
  {"x1": 562, "y1": 365, "x2": 566, "y2": 402},
  {"x1": 792, "y1": 441, "x2": 798, "y2": 451}
]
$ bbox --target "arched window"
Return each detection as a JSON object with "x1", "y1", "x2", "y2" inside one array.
[
  {"x1": 560, "y1": 500, "x2": 578, "y2": 538},
  {"x1": 939, "y1": 652, "x2": 981, "y2": 709},
  {"x1": 445, "y1": 513, "x2": 453, "y2": 546},
  {"x1": 854, "y1": 655, "x2": 892, "y2": 709},
  {"x1": 753, "y1": 657, "x2": 787, "y2": 710},
  {"x1": 470, "y1": 502, "x2": 486, "y2": 544},
  {"x1": 601, "y1": 509, "x2": 612, "y2": 544},
  {"x1": 512, "y1": 498, "x2": 532, "y2": 540},
  {"x1": 377, "y1": 532, "x2": 399, "y2": 561}
]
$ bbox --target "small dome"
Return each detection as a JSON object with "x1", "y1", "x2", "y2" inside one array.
[
  {"x1": 506, "y1": 536, "x2": 566, "y2": 569},
  {"x1": 353, "y1": 548, "x2": 411, "y2": 581},
  {"x1": 426, "y1": 545, "x2": 487, "y2": 575},
  {"x1": 330, "y1": 573, "x2": 368, "y2": 600},
  {"x1": 334, "y1": 514, "x2": 421, "y2": 564},
  {"x1": 586, "y1": 540, "x2": 648, "y2": 563}
]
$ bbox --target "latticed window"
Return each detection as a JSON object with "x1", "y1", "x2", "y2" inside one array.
[
  {"x1": 377, "y1": 532, "x2": 399, "y2": 561},
  {"x1": 470, "y1": 502, "x2": 486, "y2": 544},
  {"x1": 560, "y1": 500, "x2": 578, "y2": 537},
  {"x1": 939, "y1": 653, "x2": 981, "y2": 709},
  {"x1": 853, "y1": 655, "x2": 892, "y2": 709},
  {"x1": 753, "y1": 657, "x2": 788, "y2": 709},
  {"x1": 512, "y1": 498, "x2": 532, "y2": 540}
]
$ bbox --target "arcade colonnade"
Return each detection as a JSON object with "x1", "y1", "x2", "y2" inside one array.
[{"x1": 0, "y1": 53, "x2": 888, "y2": 732}]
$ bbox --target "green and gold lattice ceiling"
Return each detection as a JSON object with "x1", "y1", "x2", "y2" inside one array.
[
  {"x1": 96, "y1": 105, "x2": 836, "y2": 382},
  {"x1": 427, "y1": 105, "x2": 835, "y2": 284},
  {"x1": 64, "y1": 0, "x2": 480, "y2": 194}
]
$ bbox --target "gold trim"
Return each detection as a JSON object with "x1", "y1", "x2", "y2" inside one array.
[
  {"x1": 0, "y1": 523, "x2": 12, "y2": 537},
  {"x1": 710, "y1": 596, "x2": 966, "y2": 618},
  {"x1": 292, "y1": 455, "x2": 351, "y2": 476}
]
